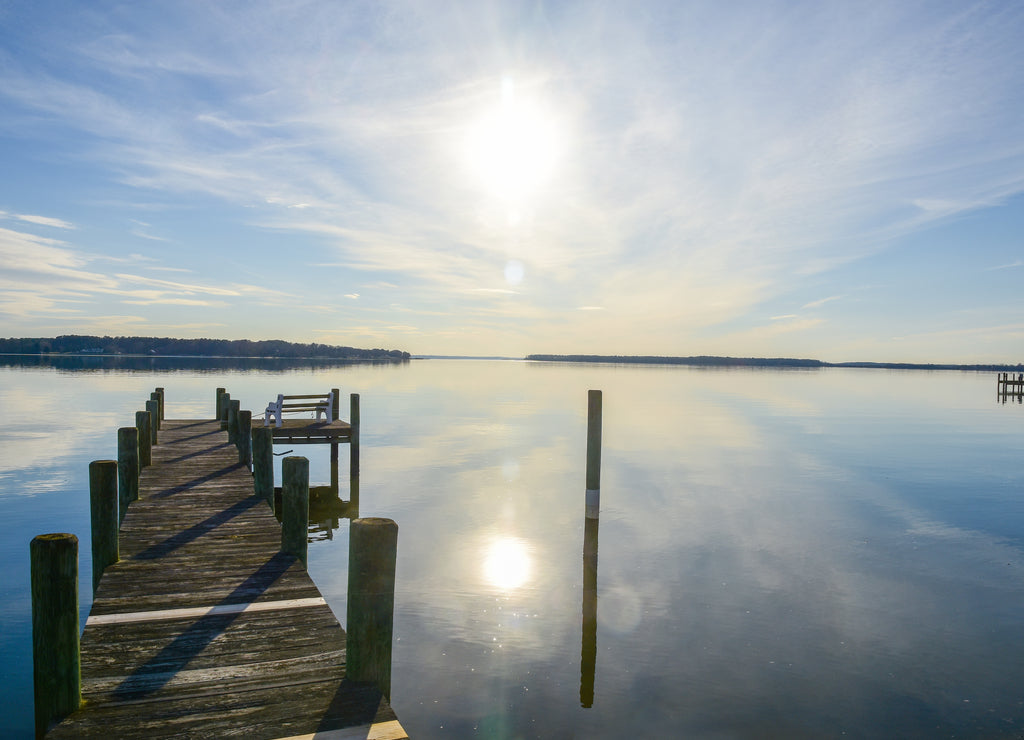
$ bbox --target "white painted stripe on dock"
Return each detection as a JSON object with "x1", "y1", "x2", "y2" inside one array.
[
  {"x1": 271, "y1": 720, "x2": 408, "y2": 740},
  {"x1": 85, "y1": 596, "x2": 328, "y2": 626}
]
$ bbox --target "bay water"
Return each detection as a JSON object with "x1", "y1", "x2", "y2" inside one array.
[{"x1": 1, "y1": 357, "x2": 1022, "y2": 738}]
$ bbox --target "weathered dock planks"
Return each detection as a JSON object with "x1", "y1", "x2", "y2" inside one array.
[{"x1": 47, "y1": 418, "x2": 406, "y2": 739}]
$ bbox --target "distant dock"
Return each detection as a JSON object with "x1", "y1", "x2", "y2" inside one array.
[
  {"x1": 997, "y1": 372, "x2": 1024, "y2": 402},
  {"x1": 32, "y1": 390, "x2": 405, "y2": 739}
]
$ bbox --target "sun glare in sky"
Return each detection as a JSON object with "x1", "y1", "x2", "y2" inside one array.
[{"x1": 464, "y1": 77, "x2": 561, "y2": 205}]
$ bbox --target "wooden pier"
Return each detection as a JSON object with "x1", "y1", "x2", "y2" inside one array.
[
  {"x1": 39, "y1": 399, "x2": 406, "y2": 738},
  {"x1": 997, "y1": 372, "x2": 1024, "y2": 402}
]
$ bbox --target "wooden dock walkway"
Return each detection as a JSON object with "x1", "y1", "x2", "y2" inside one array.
[
  {"x1": 997, "y1": 372, "x2": 1024, "y2": 395},
  {"x1": 47, "y1": 418, "x2": 407, "y2": 739}
]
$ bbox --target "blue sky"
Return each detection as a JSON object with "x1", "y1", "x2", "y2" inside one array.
[{"x1": 1, "y1": 1, "x2": 1022, "y2": 362}]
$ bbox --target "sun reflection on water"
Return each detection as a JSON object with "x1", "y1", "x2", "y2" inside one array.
[{"x1": 482, "y1": 536, "x2": 533, "y2": 591}]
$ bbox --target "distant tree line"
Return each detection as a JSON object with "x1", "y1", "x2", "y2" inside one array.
[
  {"x1": 525, "y1": 354, "x2": 1024, "y2": 372},
  {"x1": 0, "y1": 335, "x2": 410, "y2": 361},
  {"x1": 526, "y1": 354, "x2": 826, "y2": 367}
]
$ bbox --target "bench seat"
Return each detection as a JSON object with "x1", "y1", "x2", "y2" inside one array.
[{"x1": 264, "y1": 392, "x2": 334, "y2": 427}]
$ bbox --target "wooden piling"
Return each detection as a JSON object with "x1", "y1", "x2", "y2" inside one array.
[
  {"x1": 347, "y1": 517, "x2": 398, "y2": 700},
  {"x1": 350, "y1": 393, "x2": 361, "y2": 479},
  {"x1": 31, "y1": 533, "x2": 80, "y2": 738},
  {"x1": 219, "y1": 390, "x2": 230, "y2": 431},
  {"x1": 89, "y1": 460, "x2": 119, "y2": 594},
  {"x1": 238, "y1": 409, "x2": 252, "y2": 467},
  {"x1": 155, "y1": 387, "x2": 164, "y2": 421},
  {"x1": 146, "y1": 399, "x2": 160, "y2": 446},
  {"x1": 252, "y1": 425, "x2": 274, "y2": 509},
  {"x1": 215, "y1": 387, "x2": 225, "y2": 420},
  {"x1": 117, "y1": 426, "x2": 139, "y2": 522},
  {"x1": 332, "y1": 388, "x2": 341, "y2": 421},
  {"x1": 135, "y1": 410, "x2": 152, "y2": 468},
  {"x1": 228, "y1": 399, "x2": 240, "y2": 445},
  {"x1": 586, "y1": 390, "x2": 602, "y2": 519},
  {"x1": 281, "y1": 456, "x2": 309, "y2": 565},
  {"x1": 150, "y1": 391, "x2": 162, "y2": 424}
]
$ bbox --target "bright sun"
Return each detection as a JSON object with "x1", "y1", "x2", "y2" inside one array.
[
  {"x1": 482, "y1": 536, "x2": 533, "y2": 590},
  {"x1": 464, "y1": 78, "x2": 561, "y2": 203}
]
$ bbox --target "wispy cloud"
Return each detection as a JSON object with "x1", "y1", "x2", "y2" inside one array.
[
  {"x1": 0, "y1": 211, "x2": 76, "y2": 229},
  {"x1": 987, "y1": 260, "x2": 1023, "y2": 271},
  {"x1": 802, "y1": 296, "x2": 844, "y2": 310}
]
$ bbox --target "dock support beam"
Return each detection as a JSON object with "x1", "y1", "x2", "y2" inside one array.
[
  {"x1": 150, "y1": 391, "x2": 162, "y2": 424},
  {"x1": 227, "y1": 399, "x2": 240, "y2": 445},
  {"x1": 136, "y1": 410, "x2": 152, "y2": 468},
  {"x1": 154, "y1": 387, "x2": 164, "y2": 421},
  {"x1": 117, "y1": 426, "x2": 139, "y2": 522},
  {"x1": 219, "y1": 391, "x2": 230, "y2": 431},
  {"x1": 350, "y1": 393, "x2": 360, "y2": 479},
  {"x1": 252, "y1": 426, "x2": 274, "y2": 509},
  {"x1": 281, "y1": 456, "x2": 309, "y2": 565},
  {"x1": 586, "y1": 390, "x2": 602, "y2": 519},
  {"x1": 89, "y1": 460, "x2": 119, "y2": 595},
  {"x1": 237, "y1": 409, "x2": 252, "y2": 467},
  {"x1": 146, "y1": 399, "x2": 160, "y2": 446},
  {"x1": 31, "y1": 533, "x2": 81, "y2": 738},
  {"x1": 347, "y1": 517, "x2": 398, "y2": 700},
  {"x1": 332, "y1": 388, "x2": 340, "y2": 421}
]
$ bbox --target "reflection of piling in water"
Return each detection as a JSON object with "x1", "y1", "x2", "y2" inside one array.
[
  {"x1": 580, "y1": 515, "x2": 599, "y2": 708},
  {"x1": 347, "y1": 517, "x2": 398, "y2": 700}
]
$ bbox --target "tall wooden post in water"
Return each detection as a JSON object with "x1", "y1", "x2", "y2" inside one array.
[
  {"x1": 31, "y1": 533, "x2": 81, "y2": 737},
  {"x1": 347, "y1": 517, "x2": 398, "y2": 700},
  {"x1": 586, "y1": 390, "x2": 602, "y2": 519},
  {"x1": 350, "y1": 393, "x2": 360, "y2": 478},
  {"x1": 281, "y1": 456, "x2": 309, "y2": 565},
  {"x1": 89, "y1": 460, "x2": 119, "y2": 595}
]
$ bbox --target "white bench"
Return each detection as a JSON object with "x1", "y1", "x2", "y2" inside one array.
[{"x1": 264, "y1": 391, "x2": 334, "y2": 427}]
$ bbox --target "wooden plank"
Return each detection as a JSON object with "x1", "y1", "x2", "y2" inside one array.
[
  {"x1": 48, "y1": 418, "x2": 407, "y2": 739},
  {"x1": 86, "y1": 597, "x2": 328, "y2": 626}
]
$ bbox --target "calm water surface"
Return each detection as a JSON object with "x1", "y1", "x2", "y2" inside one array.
[{"x1": 1, "y1": 358, "x2": 1022, "y2": 738}]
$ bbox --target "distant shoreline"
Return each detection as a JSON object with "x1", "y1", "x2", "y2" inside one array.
[
  {"x1": 524, "y1": 354, "x2": 1024, "y2": 372},
  {"x1": 0, "y1": 335, "x2": 410, "y2": 361}
]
